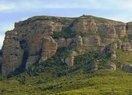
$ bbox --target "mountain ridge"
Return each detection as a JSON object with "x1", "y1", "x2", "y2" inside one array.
[{"x1": 0, "y1": 15, "x2": 132, "y2": 76}]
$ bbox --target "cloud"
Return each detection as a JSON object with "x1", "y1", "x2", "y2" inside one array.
[
  {"x1": 96, "y1": 0, "x2": 132, "y2": 10},
  {"x1": 1, "y1": 0, "x2": 132, "y2": 12},
  {"x1": 0, "y1": 3, "x2": 15, "y2": 11}
]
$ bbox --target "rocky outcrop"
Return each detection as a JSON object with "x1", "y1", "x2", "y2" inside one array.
[
  {"x1": 117, "y1": 24, "x2": 127, "y2": 38},
  {"x1": 65, "y1": 51, "x2": 78, "y2": 67},
  {"x1": 2, "y1": 31, "x2": 24, "y2": 76},
  {"x1": 1, "y1": 15, "x2": 132, "y2": 76},
  {"x1": 65, "y1": 57, "x2": 74, "y2": 67},
  {"x1": 110, "y1": 51, "x2": 117, "y2": 60},
  {"x1": 126, "y1": 22, "x2": 132, "y2": 35},
  {"x1": 75, "y1": 36, "x2": 83, "y2": 46},
  {"x1": 105, "y1": 63, "x2": 116, "y2": 70},
  {"x1": 121, "y1": 64, "x2": 132, "y2": 73},
  {"x1": 90, "y1": 62, "x2": 98, "y2": 72},
  {"x1": 72, "y1": 16, "x2": 98, "y2": 33},
  {"x1": 121, "y1": 42, "x2": 132, "y2": 52},
  {"x1": 83, "y1": 35, "x2": 101, "y2": 46},
  {"x1": 40, "y1": 36, "x2": 57, "y2": 62},
  {"x1": 98, "y1": 23, "x2": 117, "y2": 38}
]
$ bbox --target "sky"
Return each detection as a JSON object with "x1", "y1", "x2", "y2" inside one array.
[{"x1": 1, "y1": 0, "x2": 132, "y2": 48}]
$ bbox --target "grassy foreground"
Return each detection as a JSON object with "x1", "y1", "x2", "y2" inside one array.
[{"x1": 0, "y1": 70, "x2": 132, "y2": 95}]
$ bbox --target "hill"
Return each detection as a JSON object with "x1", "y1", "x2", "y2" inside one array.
[{"x1": 0, "y1": 15, "x2": 132, "y2": 95}]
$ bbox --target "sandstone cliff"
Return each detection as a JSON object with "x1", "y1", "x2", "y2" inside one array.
[{"x1": 1, "y1": 15, "x2": 132, "y2": 76}]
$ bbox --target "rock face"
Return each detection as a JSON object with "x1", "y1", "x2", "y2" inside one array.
[
  {"x1": 72, "y1": 16, "x2": 98, "y2": 33},
  {"x1": 2, "y1": 31, "x2": 24, "y2": 75},
  {"x1": 40, "y1": 36, "x2": 57, "y2": 62},
  {"x1": 1, "y1": 15, "x2": 132, "y2": 76},
  {"x1": 126, "y1": 22, "x2": 132, "y2": 35}
]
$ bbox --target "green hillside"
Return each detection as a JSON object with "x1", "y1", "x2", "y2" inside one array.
[
  {"x1": 0, "y1": 47, "x2": 132, "y2": 95},
  {"x1": 0, "y1": 70, "x2": 132, "y2": 95}
]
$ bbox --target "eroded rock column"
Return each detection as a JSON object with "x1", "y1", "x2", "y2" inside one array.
[
  {"x1": 2, "y1": 31, "x2": 24, "y2": 76},
  {"x1": 40, "y1": 36, "x2": 57, "y2": 62}
]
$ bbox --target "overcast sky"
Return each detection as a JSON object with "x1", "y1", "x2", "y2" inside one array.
[{"x1": 1, "y1": 0, "x2": 132, "y2": 48}]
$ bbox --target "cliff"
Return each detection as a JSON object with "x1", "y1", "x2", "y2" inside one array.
[{"x1": 1, "y1": 15, "x2": 132, "y2": 76}]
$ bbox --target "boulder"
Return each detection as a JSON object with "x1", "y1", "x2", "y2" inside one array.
[
  {"x1": 105, "y1": 63, "x2": 116, "y2": 70},
  {"x1": 110, "y1": 51, "x2": 117, "y2": 60},
  {"x1": 75, "y1": 35, "x2": 83, "y2": 46},
  {"x1": 90, "y1": 62, "x2": 98, "y2": 72},
  {"x1": 65, "y1": 56, "x2": 74, "y2": 67},
  {"x1": 121, "y1": 64, "x2": 132, "y2": 73}
]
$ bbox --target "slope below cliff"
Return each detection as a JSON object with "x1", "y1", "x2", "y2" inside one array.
[{"x1": 0, "y1": 70, "x2": 132, "y2": 95}]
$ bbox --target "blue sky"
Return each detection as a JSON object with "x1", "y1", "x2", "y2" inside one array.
[{"x1": 1, "y1": 0, "x2": 132, "y2": 48}]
